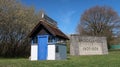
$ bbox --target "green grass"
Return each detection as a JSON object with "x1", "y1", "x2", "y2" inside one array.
[{"x1": 0, "y1": 50, "x2": 120, "y2": 67}]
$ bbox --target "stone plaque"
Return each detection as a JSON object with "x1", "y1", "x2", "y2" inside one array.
[{"x1": 70, "y1": 34, "x2": 108, "y2": 55}]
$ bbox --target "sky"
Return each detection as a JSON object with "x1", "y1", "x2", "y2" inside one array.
[{"x1": 20, "y1": 0, "x2": 120, "y2": 34}]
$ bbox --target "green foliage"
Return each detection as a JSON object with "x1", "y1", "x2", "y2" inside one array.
[
  {"x1": 0, "y1": 0, "x2": 40, "y2": 57},
  {"x1": 0, "y1": 51, "x2": 120, "y2": 67}
]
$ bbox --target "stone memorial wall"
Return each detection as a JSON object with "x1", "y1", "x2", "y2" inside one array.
[{"x1": 70, "y1": 34, "x2": 108, "y2": 55}]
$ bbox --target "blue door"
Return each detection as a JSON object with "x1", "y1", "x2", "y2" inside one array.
[{"x1": 38, "y1": 35, "x2": 48, "y2": 60}]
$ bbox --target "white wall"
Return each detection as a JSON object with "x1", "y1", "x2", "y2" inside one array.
[
  {"x1": 31, "y1": 44, "x2": 38, "y2": 61},
  {"x1": 55, "y1": 45, "x2": 67, "y2": 60},
  {"x1": 47, "y1": 45, "x2": 55, "y2": 60}
]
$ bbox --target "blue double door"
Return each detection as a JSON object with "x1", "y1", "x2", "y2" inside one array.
[{"x1": 38, "y1": 35, "x2": 48, "y2": 60}]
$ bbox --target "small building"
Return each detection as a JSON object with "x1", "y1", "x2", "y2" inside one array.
[{"x1": 29, "y1": 12, "x2": 69, "y2": 60}]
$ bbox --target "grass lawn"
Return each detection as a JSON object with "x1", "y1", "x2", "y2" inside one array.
[{"x1": 0, "y1": 50, "x2": 120, "y2": 67}]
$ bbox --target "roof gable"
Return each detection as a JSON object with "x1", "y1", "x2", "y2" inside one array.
[{"x1": 29, "y1": 20, "x2": 69, "y2": 40}]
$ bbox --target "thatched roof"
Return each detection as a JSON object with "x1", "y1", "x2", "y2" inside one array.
[{"x1": 29, "y1": 20, "x2": 69, "y2": 40}]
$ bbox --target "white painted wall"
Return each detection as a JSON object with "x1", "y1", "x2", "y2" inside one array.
[
  {"x1": 31, "y1": 44, "x2": 38, "y2": 61},
  {"x1": 55, "y1": 45, "x2": 67, "y2": 60},
  {"x1": 47, "y1": 44, "x2": 55, "y2": 60}
]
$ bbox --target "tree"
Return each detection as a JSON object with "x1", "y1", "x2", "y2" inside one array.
[
  {"x1": 77, "y1": 6, "x2": 120, "y2": 45},
  {"x1": 0, "y1": 0, "x2": 40, "y2": 57}
]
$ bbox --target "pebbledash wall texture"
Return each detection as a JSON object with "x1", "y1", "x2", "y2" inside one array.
[{"x1": 70, "y1": 34, "x2": 108, "y2": 55}]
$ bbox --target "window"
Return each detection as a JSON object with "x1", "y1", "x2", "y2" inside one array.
[
  {"x1": 48, "y1": 36, "x2": 55, "y2": 43},
  {"x1": 32, "y1": 36, "x2": 37, "y2": 44},
  {"x1": 55, "y1": 37, "x2": 65, "y2": 43},
  {"x1": 56, "y1": 46, "x2": 59, "y2": 53}
]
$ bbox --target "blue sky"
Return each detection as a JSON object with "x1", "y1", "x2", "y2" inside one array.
[{"x1": 20, "y1": 0, "x2": 120, "y2": 34}]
